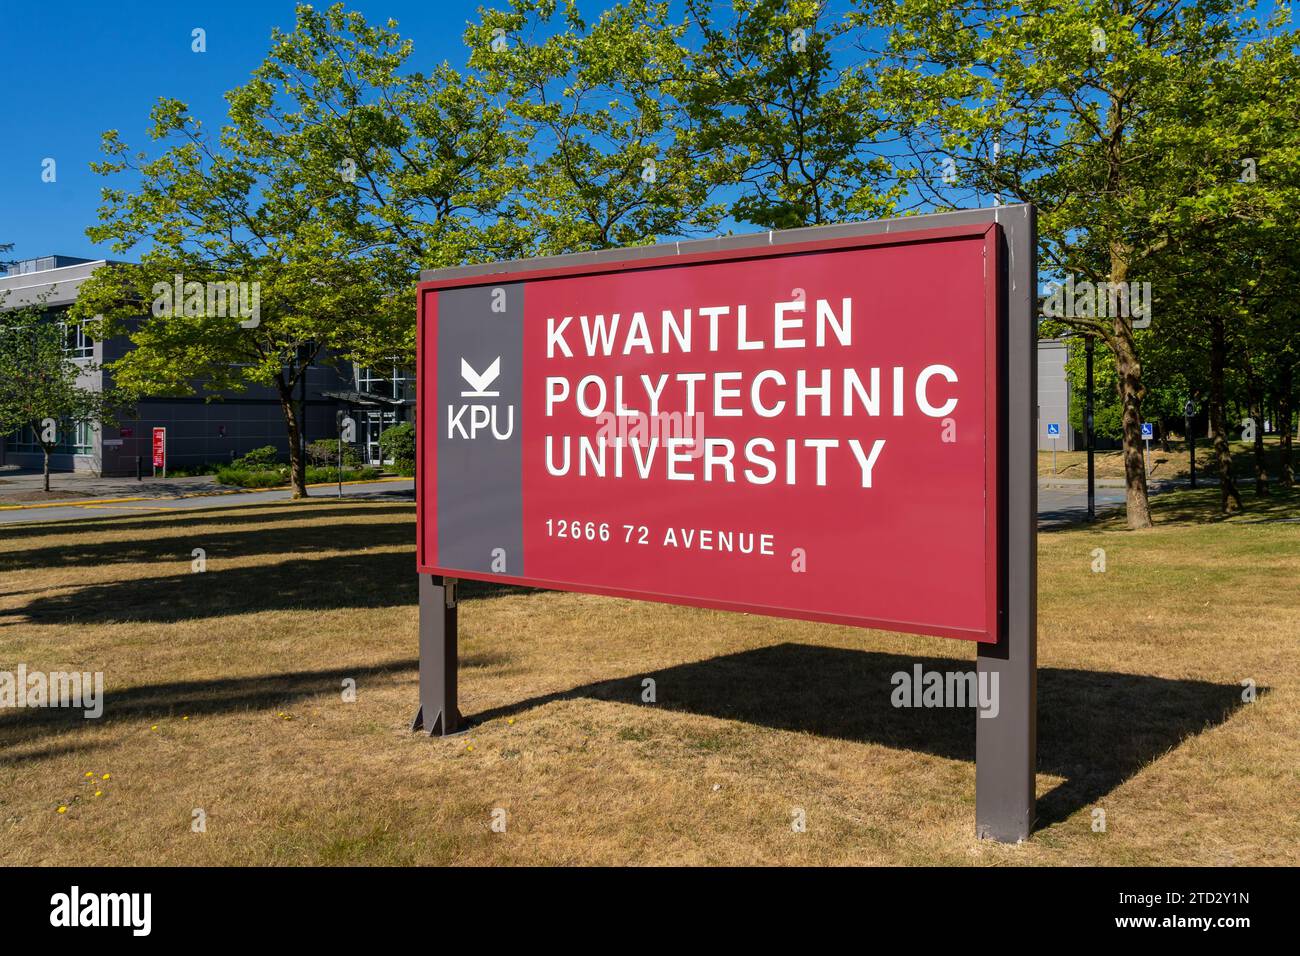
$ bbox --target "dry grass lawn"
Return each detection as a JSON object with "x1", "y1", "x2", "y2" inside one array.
[{"x1": 1, "y1": 486, "x2": 1297, "y2": 865}]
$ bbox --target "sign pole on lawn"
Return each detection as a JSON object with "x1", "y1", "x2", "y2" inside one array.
[
  {"x1": 975, "y1": 203, "x2": 1037, "y2": 843},
  {"x1": 1085, "y1": 336, "x2": 1096, "y2": 520},
  {"x1": 412, "y1": 205, "x2": 1038, "y2": 841},
  {"x1": 410, "y1": 575, "x2": 462, "y2": 735}
]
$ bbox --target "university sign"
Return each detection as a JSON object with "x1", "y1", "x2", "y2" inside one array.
[{"x1": 414, "y1": 206, "x2": 1038, "y2": 842}]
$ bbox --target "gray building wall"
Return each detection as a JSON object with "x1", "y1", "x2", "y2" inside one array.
[
  {"x1": 0, "y1": 260, "x2": 357, "y2": 476},
  {"x1": 1037, "y1": 338, "x2": 1074, "y2": 451}
]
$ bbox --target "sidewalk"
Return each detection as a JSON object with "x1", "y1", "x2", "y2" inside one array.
[{"x1": 0, "y1": 468, "x2": 246, "y2": 503}]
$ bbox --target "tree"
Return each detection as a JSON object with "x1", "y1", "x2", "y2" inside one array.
[
  {"x1": 465, "y1": 0, "x2": 721, "y2": 255},
  {"x1": 0, "y1": 295, "x2": 122, "y2": 491},
  {"x1": 228, "y1": 2, "x2": 532, "y2": 273},
  {"x1": 1136, "y1": 26, "x2": 1300, "y2": 510},
  {"x1": 73, "y1": 3, "x2": 516, "y2": 497},
  {"x1": 684, "y1": 0, "x2": 905, "y2": 230},
  {"x1": 867, "y1": 0, "x2": 1277, "y2": 528}
]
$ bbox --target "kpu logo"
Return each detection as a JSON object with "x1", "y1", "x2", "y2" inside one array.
[{"x1": 448, "y1": 356, "x2": 514, "y2": 440}]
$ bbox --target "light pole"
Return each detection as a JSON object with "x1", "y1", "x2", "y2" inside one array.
[
  {"x1": 336, "y1": 411, "x2": 355, "y2": 499},
  {"x1": 1085, "y1": 334, "x2": 1096, "y2": 521}
]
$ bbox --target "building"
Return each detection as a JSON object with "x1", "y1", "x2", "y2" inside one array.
[
  {"x1": 4, "y1": 255, "x2": 1078, "y2": 474},
  {"x1": 1037, "y1": 337, "x2": 1075, "y2": 451},
  {"x1": 0, "y1": 256, "x2": 413, "y2": 475}
]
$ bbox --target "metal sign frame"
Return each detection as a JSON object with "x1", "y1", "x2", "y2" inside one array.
[{"x1": 412, "y1": 205, "x2": 1038, "y2": 843}]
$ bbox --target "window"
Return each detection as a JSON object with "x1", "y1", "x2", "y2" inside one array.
[
  {"x1": 356, "y1": 365, "x2": 387, "y2": 398},
  {"x1": 72, "y1": 420, "x2": 95, "y2": 455},
  {"x1": 356, "y1": 364, "x2": 413, "y2": 400},
  {"x1": 63, "y1": 321, "x2": 94, "y2": 359},
  {"x1": 6, "y1": 420, "x2": 95, "y2": 455}
]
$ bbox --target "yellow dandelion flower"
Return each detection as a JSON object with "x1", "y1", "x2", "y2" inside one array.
[
  {"x1": 94, "y1": 791, "x2": 102, "y2": 798},
  {"x1": 101, "y1": 774, "x2": 110, "y2": 781},
  {"x1": 84, "y1": 771, "x2": 93, "y2": 778},
  {"x1": 57, "y1": 806, "x2": 67, "y2": 814}
]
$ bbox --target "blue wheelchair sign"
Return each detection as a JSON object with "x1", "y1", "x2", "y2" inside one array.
[
  {"x1": 1141, "y1": 422, "x2": 1154, "y2": 440},
  {"x1": 1046, "y1": 423, "x2": 1061, "y2": 437}
]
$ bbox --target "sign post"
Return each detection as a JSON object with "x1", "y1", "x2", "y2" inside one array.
[
  {"x1": 414, "y1": 205, "x2": 1038, "y2": 841},
  {"x1": 1141, "y1": 421, "x2": 1154, "y2": 475},
  {"x1": 151, "y1": 427, "x2": 166, "y2": 479},
  {"x1": 336, "y1": 413, "x2": 355, "y2": 499},
  {"x1": 1046, "y1": 423, "x2": 1060, "y2": 474},
  {"x1": 1185, "y1": 399, "x2": 1197, "y2": 488}
]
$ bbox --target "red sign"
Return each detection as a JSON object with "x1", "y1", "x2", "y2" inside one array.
[
  {"x1": 152, "y1": 427, "x2": 166, "y2": 469},
  {"x1": 417, "y1": 225, "x2": 1003, "y2": 642}
]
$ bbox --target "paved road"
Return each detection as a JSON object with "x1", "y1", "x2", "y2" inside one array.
[
  {"x1": 1038, "y1": 481, "x2": 1130, "y2": 527},
  {"x1": 0, "y1": 478, "x2": 415, "y2": 525}
]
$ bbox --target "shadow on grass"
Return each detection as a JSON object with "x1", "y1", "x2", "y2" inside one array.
[
  {"x1": 0, "y1": 500, "x2": 415, "y2": 543},
  {"x1": 0, "y1": 641, "x2": 1255, "y2": 835},
  {"x1": 472, "y1": 642, "x2": 1257, "y2": 831},
  {"x1": 8, "y1": 548, "x2": 527, "y2": 624},
  {"x1": 0, "y1": 661, "x2": 419, "y2": 755},
  {"x1": 0, "y1": 518, "x2": 417, "y2": 576},
  {"x1": 1039, "y1": 484, "x2": 1300, "y2": 532},
  {"x1": 1140, "y1": 486, "x2": 1300, "y2": 526}
]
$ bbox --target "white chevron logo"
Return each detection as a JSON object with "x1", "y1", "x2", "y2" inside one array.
[{"x1": 460, "y1": 356, "x2": 501, "y2": 397}]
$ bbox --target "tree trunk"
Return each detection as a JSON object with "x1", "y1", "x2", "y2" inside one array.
[
  {"x1": 277, "y1": 382, "x2": 309, "y2": 499},
  {"x1": 1250, "y1": 394, "x2": 1269, "y2": 496},
  {"x1": 1209, "y1": 314, "x2": 1242, "y2": 513},
  {"x1": 1110, "y1": 324, "x2": 1153, "y2": 529},
  {"x1": 1242, "y1": 352, "x2": 1269, "y2": 496},
  {"x1": 43, "y1": 445, "x2": 51, "y2": 492},
  {"x1": 1280, "y1": 361, "x2": 1294, "y2": 488}
]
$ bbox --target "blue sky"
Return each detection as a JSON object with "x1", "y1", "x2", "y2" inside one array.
[
  {"x1": 0, "y1": 0, "x2": 494, "y2": 263},
  {"x1": 2, "y1": 1, "x2": 1291, "y2": 266}
]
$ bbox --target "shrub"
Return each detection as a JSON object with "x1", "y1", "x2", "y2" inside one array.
[
  {"x1": 166, "y1": 463, "x2": 221, "y2": 477},
  {"x1": 308, "y1": 439, "x2": 361, "y2": 468},
  {"x1": 306, "y1": 465, "x2": 380, "y2": 484},
  {"x1": 215, "y1": 466, "x2": 289, "y2": 488},
  {"x1": 233, "y1": 445, "x2": 279, "y2": 468},
  {"x1": 215, "y1": 465, "x2": 380, "y2": 488},
  {"x1": 378, "y1": 422, "x2": 415, "y2": 473}
]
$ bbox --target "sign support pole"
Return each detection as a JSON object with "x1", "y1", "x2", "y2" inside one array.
[
  {"x1": 410, "y1": 574, "x2": 463, "y2": 736},
  {"x1": 976, "y1": 204, "x2": 1038, "y2": 843}
]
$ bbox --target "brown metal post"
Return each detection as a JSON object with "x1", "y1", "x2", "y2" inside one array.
[
  {"x1": 976, "y1": 204, "x2": 1038, "y2": 842},
  {"x1": 410, "y1": 574, "x2": 463, "y2": 735}
]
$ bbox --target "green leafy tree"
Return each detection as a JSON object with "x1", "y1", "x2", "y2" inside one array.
[
  {"x1": 73, "y1": 3, "x2": 518, "y2": 497},
  {"x1": 228, "y1": 3, "x2": 532, "y2": 273},
  {"x1": 466, "y1": 0, "x2": 721, "y2": 255},
  {"x1": 685, "y1": 0, "x2": 905, "y2": 230},
  {"x1": 1137, "y1": 30, "x2": 1300, "y2": 510},
  {"x1": 0, "y1": 296, "x2": 123, "y2": 491},
  {"x1": 867, "y1": 0, "x2": 1282, "y2": 528}
]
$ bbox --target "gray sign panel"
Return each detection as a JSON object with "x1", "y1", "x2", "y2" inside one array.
[{"x1": 434, "y1": 283, "x2": 525, "y2": 575}]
